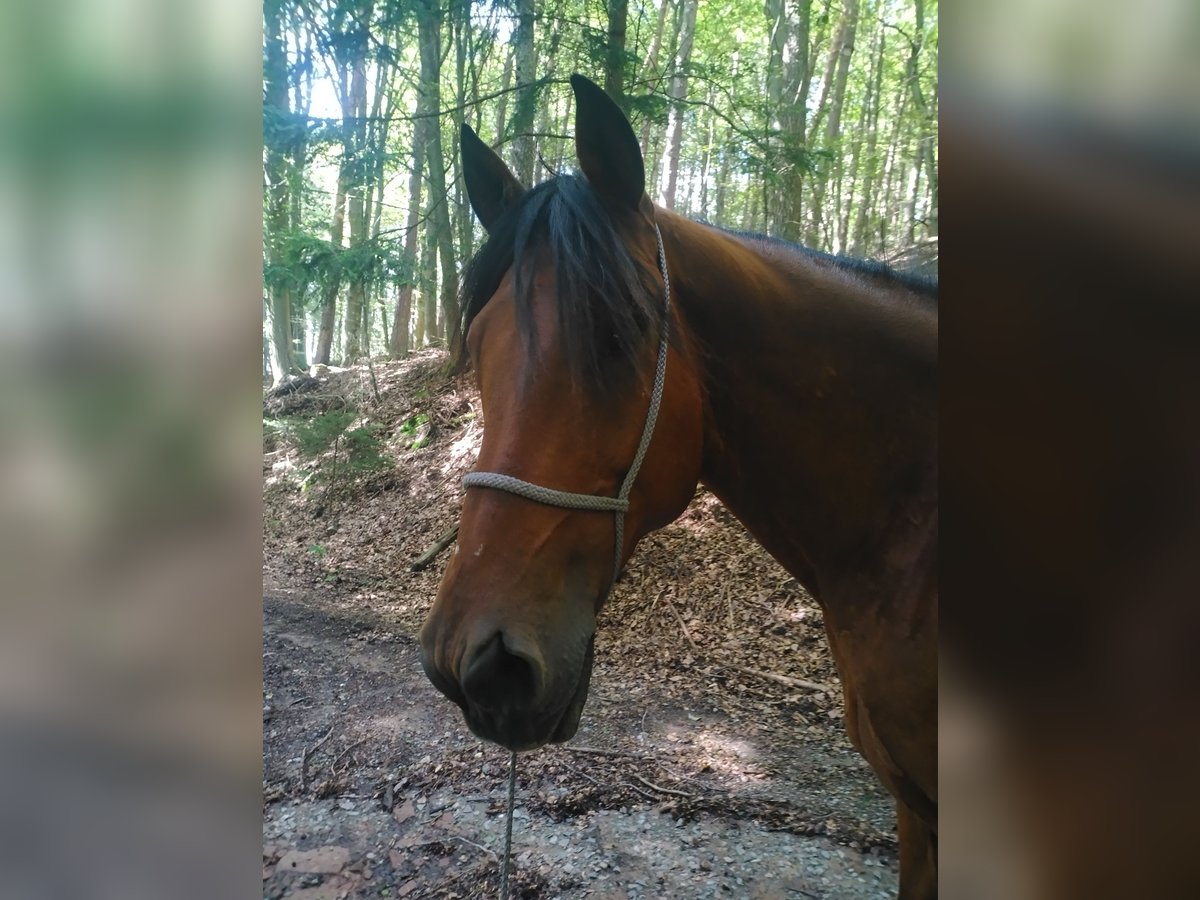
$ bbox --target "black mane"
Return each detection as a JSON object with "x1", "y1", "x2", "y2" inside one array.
[
  {"x1": 458, "y1": 181, "x2": 937, "y2": 387},
  {"x1": 724, "y1": 228, "x2": 939, "y2": 304},
  {"x1": 459, "y1": 174, "x2": 662, "y2": 390}
]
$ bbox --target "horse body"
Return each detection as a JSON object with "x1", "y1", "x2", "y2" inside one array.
[
  {"x1": 420, "y1": 75, "x2": 937, "y2": 897},
  {"x1": 665, "y1": 213, "x2": 939, "y2": 895}
]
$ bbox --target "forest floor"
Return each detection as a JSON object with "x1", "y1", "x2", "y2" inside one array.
[{"x1": 263, "y1": 352, "x2": 899, "y2": 899}]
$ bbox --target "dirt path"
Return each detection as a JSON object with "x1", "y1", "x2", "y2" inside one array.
[{"x1": 263, "y1": 586, "x2": 898, "y2": 899}]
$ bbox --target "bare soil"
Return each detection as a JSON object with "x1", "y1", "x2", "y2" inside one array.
[{"x1": 263, "y1": 352, "x2": 899, "y2": 899}]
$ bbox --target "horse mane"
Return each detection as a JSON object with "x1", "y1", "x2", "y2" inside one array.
[
  {"x1": 722, "y1": 228, "x2": 939, "y2": 306},
  {"x1": 458, "y1": 174, "x2": 663, "y2": 390},
  {"x1": 458, "y1": 180, "x2": 935, "y2": 386}
]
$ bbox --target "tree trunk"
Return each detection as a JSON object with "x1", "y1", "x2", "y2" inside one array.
[
  {"x1": 509, "y1": 0, "x2": 537, "y2": 185},
  {"x1": 287, "y1": 6, "x2": 311, "y2": 370},
  {"x1": 714, "y1": 122, "x2": 733, "y2": 225},
  {"x1": 341, "y1": 10, "x2": 372, "y2": 364},
  {"x1": 906, "y1": 150, "x2": 924, "y2": 245},
  {"x1": 494, "y1": 49, "x2": 513, "y2": 145},
  {"x1": 452, "y1": 1, "x2": 474, "y2": 262},
  {"x1": 851, "y1": 25, "x2": 886, "y2": 255},
  {"x1": 907, "y1": 0, "x2": 937, "y2": 235},
  {"x1": 417, "y1": 0, "x2": 458, "y2": 348},
  {"x1": 264, "y1": 0, "x2": 295, "y2": 385},
  {"x1": 807, "y1": 0, "x2": 860, "y2": 248},
  {"x1": 605, "y1": 0, "x2": 628, "y2": 107},
  {"x1": 421, "y1": 217, "x2": 439, "y2": 345},
  {"x1": 530, "y1": 0, "x2": 567, "y2": 184},
  {"x1": 878, "y1": 87, "x2": 910, "y2": 255},
  {"x1": 554, "y1": 93, "x2": 572, "y2": 173},
  {"x1": 391, "y1": 116, "x2": 426, "y2": 357},
  {"x1": 313, "y1": 167, "x2": 345, "y2": 365},
  {"x1": 765, "y1": 0, "x2": 811, "y2": 241},
  {"x1": 637, "y1": 0, "x2": 671, "y2": 159},
  {"x1": 660, "y1": 0, "x2": 698, "y2": 211},
  {"x1": 697, "y1": 83, "x2": 715, "y2": 219}
]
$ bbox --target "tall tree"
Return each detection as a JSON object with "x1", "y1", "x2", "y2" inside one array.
[
  {"x1": 764, "y1": 0, "x2": 812, "y2": 241},
  {"x1": 636, "y1": 0, "x2": 671, "y2": 159},
  {"x1": 906, "y1": 0, "x2": 937, "y2": 235},
  {"x1": 509, "y1": 0, "x2": 537, "y2": 185},
  {"x1": 807, "y1": 0, "x2": 860, "y2": 247},
  {"x1": 660, "y1": 0, "x2": 698, "y2": 210},
  {"x1": 264, "y1": 0, "x2": 296, "y2": 385},
  {"x1": 388, "y1": 113, "x2": 424, "y2": 358},
  {"x1": 416, "y1": 0, "x2": 459, "y2": 346},
  {"x1": 340, "y1": 0, "x2": 374, "y2": 363},
  {"x1": 604, "y1": 0, "x2": 628, "y2": 106},
  {"x1": 851, "y1": 24, "x2": 887, "y2": 254},
  {"x1": 287, "y1": 5, "x2": 314, "y2": 369},
  {"x1": 264, "y1": 0, "x2": 940, "y2": 370}
]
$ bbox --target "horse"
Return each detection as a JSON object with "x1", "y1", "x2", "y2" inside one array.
[{"x1": 420, "y1": 74, "x2": 938, "y2": 898}]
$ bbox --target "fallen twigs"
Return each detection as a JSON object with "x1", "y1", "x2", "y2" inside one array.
[
  {"x1": 727, "y1": 665, "x2": 834, "y2": 695},
  {"x1": 410, "y1": 524, "x2": 459, "y2": 571},
  {"x1": 301, "y1": 724, "x2": 335, "y2": 788},
  {"x1": 558, "y1": 746, "x2": 652, "y2": 761},
  {"x1": 632, "y1": 773, "x2": 694, "y2": 798}
]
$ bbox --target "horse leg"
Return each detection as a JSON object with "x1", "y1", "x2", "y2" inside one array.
[{"x1": 897, "y1": 801, "x2": 937, "y2": 900}]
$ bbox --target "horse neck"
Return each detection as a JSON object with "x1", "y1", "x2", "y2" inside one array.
[{"x1": 662, "y1": 215, "x2": 938, "y2": 599}]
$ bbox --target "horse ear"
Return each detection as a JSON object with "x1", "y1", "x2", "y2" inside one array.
[
  {"x1": 460, "y1": 123, "x2": 525, "y2": 232},
  {"x1": 570, "y1": 73, "x2": 645, "y2": 209}
]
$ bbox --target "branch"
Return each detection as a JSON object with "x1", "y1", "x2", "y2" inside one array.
[
  {"x1": 727, "y1": 665, "x2": 835, "y2": 695},
  {"x1": 632, "y1": 774, "x2": 693, "y2": 798},
  {"x1": 410, "y1": 524, "x2": 459, "y2": 572}
]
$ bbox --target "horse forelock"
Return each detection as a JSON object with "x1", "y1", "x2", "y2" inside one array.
[{"x1": 459, "y1": 174, "x2": 663, "y2": 391}]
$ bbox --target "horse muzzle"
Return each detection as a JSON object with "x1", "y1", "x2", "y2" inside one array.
[{"x1": 419, "y1": 620, "x2": 596, "y2": 752}]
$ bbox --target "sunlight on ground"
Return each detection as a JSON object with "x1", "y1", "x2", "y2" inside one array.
[
  {"x1": 683, "y1": 729, "x2": 769, "y2": 783},
  {"x1": 672, "y1": 492, "x2": 726, "y2": 536},
  {"x1": 445, "y1": 420, "x2": 481, "y2": 472}
]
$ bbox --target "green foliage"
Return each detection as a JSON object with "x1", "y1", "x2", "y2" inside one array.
[
  {"x1": 265, "y1": 229, "x2": 415, "y2": 308},
  {"x1": 342, "y1": 421, "x2": 389, "y2": 472},
  {"x1": 399, "y1": 413, "x2": 431, "y2": 450},
  {"x1": 293, "y1": 409, "x2": 355, "y2": 456},
  {"x1": 276, "y1": 409, "x2": 392, "y2": 499},
  {"x1": 263, "y1": 0, "x2": 939, "y2": 364}
]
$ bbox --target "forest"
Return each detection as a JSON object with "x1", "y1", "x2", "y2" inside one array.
[{"x1": 263, "y1": 0, "x2": 938, "y2": 385}]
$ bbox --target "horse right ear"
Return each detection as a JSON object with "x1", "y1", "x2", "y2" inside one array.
[
  {"x1": 461, "y1": 123, "x2": 525, "y2": 232},
  {"x1": 571, "y1": 73, "x2": 646, "y2": 210}
]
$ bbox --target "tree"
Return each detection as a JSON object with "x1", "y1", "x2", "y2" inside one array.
[
  {"x1": 659, "y1": 0, "x2": 698, "y2": 210},
  {"x1": 807, "y1": 0, "x2": 861, "y2": 247},
  {"x1": 264, "y1": 0, "x2": 296, "y2": 385},
  {"x1": 604, "y1": 0, "x2": 628, "y2": 105},
  {"x1": 263, "y1": 0, "x2": 939, "y2": 368},
  {"x1": 509, "y1": 0, "x2": 537, "y2": 186}
]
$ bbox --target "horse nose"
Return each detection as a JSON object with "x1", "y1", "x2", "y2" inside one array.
[{"x1": 460, "y1": 630, "x2": 545, "y2": 712}]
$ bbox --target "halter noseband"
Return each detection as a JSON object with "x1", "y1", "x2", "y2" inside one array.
[{"x1": 462, "y1": 222, "x2": 672, "y2": 587}]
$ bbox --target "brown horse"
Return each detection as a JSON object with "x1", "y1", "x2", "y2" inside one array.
[{"x1": 420, "y1": 74, "x2": 937, "y2": 898}]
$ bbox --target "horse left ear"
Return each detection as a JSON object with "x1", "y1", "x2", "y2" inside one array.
[
  {"x1": 461, "y1": 123, "x2": 525, "y2": 232},
  {"x1": 570, "y1": 74, "x2": 646, "y2": 210}
]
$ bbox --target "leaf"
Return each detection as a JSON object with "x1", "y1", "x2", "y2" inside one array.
[
  {"x1": 393, "y1": 798, "x2": 416, "y2": 823},
  {"x1": 275, "y1": 845, "x2": 349, "y2": 874}
]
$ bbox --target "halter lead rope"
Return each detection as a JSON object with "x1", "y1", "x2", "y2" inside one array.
[
  {"x1": 500, "y1": 750, "x2": 516, "y2": 899},
  {"x1": 462, "y1": 222, "x2": 672, "y2": 587}
]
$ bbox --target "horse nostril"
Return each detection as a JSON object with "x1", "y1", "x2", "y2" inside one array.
[{"x1": 461, "y1": 631, "x2": 542, "y2": 711}]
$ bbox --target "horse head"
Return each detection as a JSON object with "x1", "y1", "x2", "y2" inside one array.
[{"x1": 419, "y1": 75, "x2": 704, "y2": 750}]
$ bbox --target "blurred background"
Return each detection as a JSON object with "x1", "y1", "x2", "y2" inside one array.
[{"x1": 0, "y1": 0, "x2": 1196, "y2": 896}]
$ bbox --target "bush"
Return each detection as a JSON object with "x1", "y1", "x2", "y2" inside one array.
[{"x1": 272, "y1": 410, "x2": 391, "y2": 506}]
